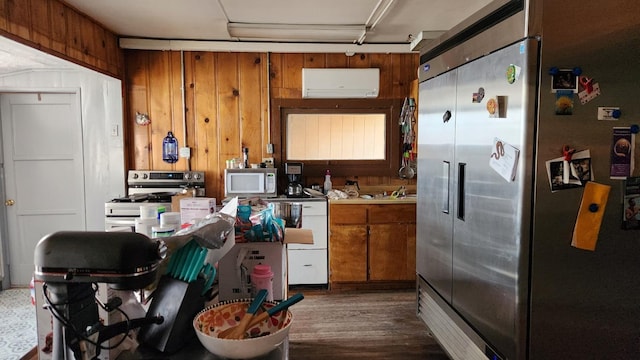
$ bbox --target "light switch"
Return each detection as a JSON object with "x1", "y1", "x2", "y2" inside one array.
[{"x1": 110, "y1": 124, "x2": 119, "y2": 137}]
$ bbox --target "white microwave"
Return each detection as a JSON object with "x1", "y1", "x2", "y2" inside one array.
[{"x1": 224, "y1": 168, "x2": 277, "y2": 198}]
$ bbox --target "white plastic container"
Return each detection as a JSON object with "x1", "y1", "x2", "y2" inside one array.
[
  {"x1": 160, "y1": 211, "x2": 181, "y2": 232},
  {"x1": 140, "y1": 205, "x2": 158, "y2": 219},
  {"x1": 151, "y1": 226, "x2": 175, "y2": 238},
  {"x1": 135, "y1": 217, "x2": 158, "y2": 237}
]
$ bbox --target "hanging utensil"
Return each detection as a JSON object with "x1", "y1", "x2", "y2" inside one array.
[{"x1": 399, "y1": 98, "x2": 416, "y2": 179}]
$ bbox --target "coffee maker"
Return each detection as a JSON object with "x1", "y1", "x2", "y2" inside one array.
[{"x1": 285, "y1": 162, "x2": 304, "y2": 197}]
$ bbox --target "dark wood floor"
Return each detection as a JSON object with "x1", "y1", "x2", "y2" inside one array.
[
  {"x1": 23, "y1": 289, "x2": 450, "y2": 360},
  {"x1": 287, "y1": 289, "x2": 450, "y2": 359}
]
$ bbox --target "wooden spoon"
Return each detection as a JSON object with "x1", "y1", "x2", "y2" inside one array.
[
  {"x1": 224, "y1": 289, "x2": 268, "y2": 339},
  {"x1": 219, "y1": 293, "x2": 304, "y2": 339}
]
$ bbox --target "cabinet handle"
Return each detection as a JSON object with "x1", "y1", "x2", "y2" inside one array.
[
  {"x1": 303, "y1": 264, "x2": 313, "y2": 267},
  {"x1": 442, "y1": 161, "x2": 450, "y2": 214},
  {"x1": 457, "y1": 162, "x2": 466, "y2": 221}
]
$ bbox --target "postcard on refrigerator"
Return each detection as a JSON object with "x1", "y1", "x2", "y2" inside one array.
[
  {"x1": 546, "y1": 150, "x2": 593, "y2": 192},
  {"x1": 610, "y1": 127, "x2": 635, "y2": 179},
  {"x1": 622, "y1": 176, "x2": 640, "y2": 230},
  {"x1": 489, "y1": 138, "x2": 520, "y2": 182}
]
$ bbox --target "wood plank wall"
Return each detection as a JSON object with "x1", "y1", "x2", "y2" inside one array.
[
  {"x1": 0, "y1": 0, "x2": 123, "y2": 78},
  {"x1": 125, "y1": 51, "x2": 419, "y2": 201}
]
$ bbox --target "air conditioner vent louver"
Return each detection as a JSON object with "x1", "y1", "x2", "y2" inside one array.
[{"x1": 302, "y1": 68, "x2": 379, "y2": 99}]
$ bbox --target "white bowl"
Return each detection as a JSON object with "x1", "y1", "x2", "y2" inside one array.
[{"x1": 193, "y1": 298, "x2": 293, "y2": 359}]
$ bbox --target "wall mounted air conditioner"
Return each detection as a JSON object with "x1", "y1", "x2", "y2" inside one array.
[{"x1": 302, "y1": 68, "x2": 379, "y2": 98}]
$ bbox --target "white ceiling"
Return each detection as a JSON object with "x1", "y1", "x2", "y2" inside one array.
[
  {"x1": 62, "y1": 0, "x2": 494, "y2": 52},
  {"x1": 0, "y1": 0, "x2": 498, "y2": 75}
]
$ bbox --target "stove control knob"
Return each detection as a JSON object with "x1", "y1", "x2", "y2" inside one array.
[
  {"x1": 193, "y1": 173, "x2": 202, "y2": 180},
  {"x1": 132, "y1": 173, "x2": 139, "y2": 179},
  {"x1": 142, "y1": 173, "x2": 148, "y2": 179},
  {"x1": 184, "y1": 172, "x2": 192, "y2": 180}
]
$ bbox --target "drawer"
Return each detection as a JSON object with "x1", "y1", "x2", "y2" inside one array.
[
  {"x1": 298, "y1": 201, "x2": 327, "y2": 216},
  {"x1": 291, "y1": 215, "x2": 327, "y2": 249},
  {"x1": 369, "y1": 204, "x2": 416, "y2": 224},
  {"x1": 287, "y1": 249, "x2": 328, "y2": 285},
  {"x1": 330, "y1": 205, "x2": 367, "y2": 224}
]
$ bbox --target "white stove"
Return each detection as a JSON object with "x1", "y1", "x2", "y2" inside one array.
[{"x1": 105, "y1": 170, "x2": 205, "y2": 231}]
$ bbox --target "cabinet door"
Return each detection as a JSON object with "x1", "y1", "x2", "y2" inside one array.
[
  {"x1": 329, "y1": 224, "x2": 367, "y2": 282},
  {"x1": 369, "y1": 223, "x2": 416, "y2": 281}
]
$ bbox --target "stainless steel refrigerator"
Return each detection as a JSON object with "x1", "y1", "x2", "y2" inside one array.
[{"x1": 416, "y1": 1, "x2": 640, "y2": 359}]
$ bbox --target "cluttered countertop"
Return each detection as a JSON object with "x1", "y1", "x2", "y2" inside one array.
[{"x1": 324, "y1": 185, "x2": 417, "y2": 205}]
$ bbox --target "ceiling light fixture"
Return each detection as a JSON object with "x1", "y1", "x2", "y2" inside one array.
[{"x1": 227, "y1": 23, "x2": 366, "y2": 43}]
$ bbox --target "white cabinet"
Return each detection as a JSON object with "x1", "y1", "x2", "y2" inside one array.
[{"x1": 287, "y1": 199, "x2": 328, "y2": 285}]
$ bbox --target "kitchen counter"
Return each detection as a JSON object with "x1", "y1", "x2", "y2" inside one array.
[
  {"x1": 328, "y1": 196, "x2": 416, "y2": 205},
  {"x1": 117, "y1": 337, "x2": 288, "y2": 359}
]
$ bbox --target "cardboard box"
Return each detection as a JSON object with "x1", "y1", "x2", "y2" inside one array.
[
  {"x1": 171, "y1": 193, "x2": 193, "y2": 214},
  {"x1": 180, "y1": 197, "x2": 216, "y2": 226},
  {"x1": 218, "y1": 228, "x2": 313, "y2": 302}
]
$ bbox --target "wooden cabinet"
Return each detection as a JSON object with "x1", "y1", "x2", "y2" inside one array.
[{"x1": 329, "y1": 202, "x2": 416, "y2": 287}]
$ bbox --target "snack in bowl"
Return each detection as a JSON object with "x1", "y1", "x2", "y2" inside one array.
[{"x1": 193, "y1": 298, "x2": 293, "y2": 359}]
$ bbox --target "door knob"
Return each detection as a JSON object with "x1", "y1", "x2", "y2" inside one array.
[{"x1": 5, "y1": 199, "x2": 15, "y2": 206}]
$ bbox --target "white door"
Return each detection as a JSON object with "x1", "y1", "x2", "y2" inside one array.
[{"x1": 1, "y1": 92, "x2": 85, "y2": 286}]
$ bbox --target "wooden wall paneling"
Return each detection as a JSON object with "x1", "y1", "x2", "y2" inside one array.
[
  {"x1": 7, "y1": 0, "x2": 31, "y2": 40},
  {"x1": 29, "y1": 0, "x2": 51, "y2": 48},
  {"x1": 167, "y1": 51, "x2": 185, "y2": 169},
  {"x1": 303, "y1": 53, "x2": 325, "y2": 68},
  {"x1": 370, "y1": 53, "x2": 392, "y2": 99},
  {"x1": 125, "y1": 51, "x2": 151, "y2": 170},
  {"x1": 238, "y1": 52, "x2": 265, "y2": 165},
  {"x1": 282, "y1": 53, "x2": 304, "y2": 99},
  {"x1": 391, "y1": 54, "x2": 413, "y2": 99},
  {"x1": 217, "y1": 52, "x2": 242, "y2": 198},
  {"x1": 348, "y1": 53, "x2": 370, "y2": 68},
  {"x1": 325, "y1": 53, "x2": 348, "y2": 68},
  {"x1": 268, "y1": 53, "x2": 283, "y2": 99},
  {"x1": 104, "y1": 27, "x2": 121, "y2": 76},
  {"x1": 260, "y1": 53, "x2": 269, "y2": 160},
  {"x1": 189, "y1": 52, "x2": 219, "y2": 196},
  {"x1": 65, "y1": 8, "x2": 83, "y2": 61},
  {"x1": 147, "y1": 51, "x2": 174, "y2": 171},
  {"x1": 1, "y1": 0, "x2": 122, "y2": 78},
  {"x1": 80, "y1": 19, "x2": 97, "y2": 68},
  {"x1": 49, "y1": 0, "x2": 66, "y2": 55},
  {"x1": 91, "y1": 23, "x2": 107, "y2": 71},
  {"x1": 216, "y1": 52, "x2": 240, "y2": 156},
  {"x1": 0, "y1": 0, "x2": 7, "y2": 31}
]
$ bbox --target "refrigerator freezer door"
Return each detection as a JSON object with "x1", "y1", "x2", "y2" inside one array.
[
  {"x1": 417, "y1": 69, "x2": 457, "y2": 304},
  {"x1": 450, "y1": 40, "x2": 536, "y2": 359}
]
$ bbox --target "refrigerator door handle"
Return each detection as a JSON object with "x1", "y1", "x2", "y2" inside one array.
[
  {"x1": 457, "y1": 162, "x2": 466, "y2": 221},
  {"x1": 442, "y1": 161, "x2": 450, "y2": 214}
]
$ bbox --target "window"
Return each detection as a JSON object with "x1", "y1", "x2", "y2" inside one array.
[
  {"x1": 286, "y1": 113, "x2": 386, "y2": 160},
  {"x1": 271, "y1": 99, "x2": 403, "y2": 177}
]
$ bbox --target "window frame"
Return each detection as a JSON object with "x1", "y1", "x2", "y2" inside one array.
[{"x1": 271, "y1": 98, "x2": 403, "y2": 177}]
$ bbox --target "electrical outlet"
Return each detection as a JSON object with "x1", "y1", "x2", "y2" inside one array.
[
  {"x1": 179, "y1": 147, "x2": 191, "y2": 159},
  {"x1": 262, "y1": 157, "x2": 274, "y2": 167}
]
